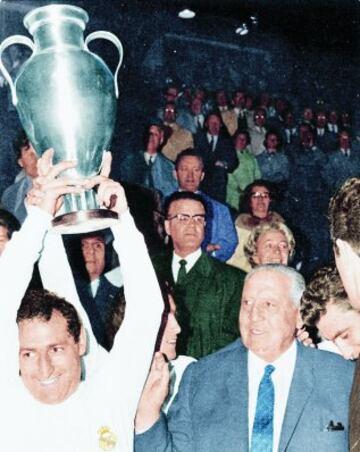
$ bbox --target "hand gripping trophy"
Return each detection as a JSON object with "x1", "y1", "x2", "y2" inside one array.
[{"x1": 0, "y1": 4, "x2": 123, "y2": 233}]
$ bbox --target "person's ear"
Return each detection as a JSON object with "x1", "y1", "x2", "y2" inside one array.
[
  {"x1": 296, "y1": 310, "x2": 303, "y2": 330},
  {"x1": 200, "y1": 172, "x2": 205, "y2": 182},
  {"x1": 173, "y1": 169, "x2": 178, "y2": 182},
  {"x1": 17, "y1": 157, "x2": 24, "y2": 168},
  {"x1": 164, "y1": 220, "x2": 171, "y2": 237},
  {"x1": 253, "y1": 253, "x2": 260, "y2": 265},
  {"x1": 78, "y1": 326, "x2": 87, "y2": 356}
]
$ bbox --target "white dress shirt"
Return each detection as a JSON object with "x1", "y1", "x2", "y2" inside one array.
[
  {"x1": 172, "y1": 248, "x2": 202, "y2": 282},
  {"x1": 248, "y1": 340, "x2": 297, "y2": 452},
  {"x1": 144, "y1": 152, "x2": 157, "y2": 165},
  {"x1": 206, "y1": 133, "x2": 218, "y2": 151}
]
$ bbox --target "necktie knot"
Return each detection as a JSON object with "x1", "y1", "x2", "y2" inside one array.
[
  {"x1": 177, "y1": 259, "x2": 187, "y2": 285},
  {"x1": 264, "y1": 364, "x2": 275, "y2": 378}
]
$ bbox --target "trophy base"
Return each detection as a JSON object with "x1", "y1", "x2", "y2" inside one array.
[{"x1": 52, "y1": 209, "x2": 119, "y2": 234}]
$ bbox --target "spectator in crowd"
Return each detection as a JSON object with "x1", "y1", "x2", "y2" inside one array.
[
  {"x1": 244, "y1": 221, "x2": 295, "y2": 268},
  {"x1": 281, "y1": 110, "x2": 298, "y2": 146},
  {"x1": 194, "y1": 111, "x2": 237, "y2": 203},
  {"x1": 301, "y1": 106, "x2": 315, "y2": 128},
  {"x1": 135, "y1": 265, "x2": 354, "y2": 452},
  {"x1": 119, "y1": 121, "x2": 177, "y2": 198},
  {"x1": 340, "y1": 110, "x2": 352, "y2": 131},
  {"x1": 249, "y1": 107, "x2": 267, "y2": 155},
  {"x1": 286, "y1": 126, "x2": 330, "y2": 275},
  {"x1": 256, "y1": 130, "x2": 290, "y2": 185},
  {"x1": 323, "y1": 129, "x2": 360, "y2": 194},
  {"x1": 226, "y1": 130, "x2": 261, "y2": 211},
  {"x1": 1, "y1": 129, "x2": 38, "y2": 223},
  {"x1": 0, "y1": 150, "x2": 163, "y2": 451},
  {"x1": 184, "y1": 95, "x2": 205, "y2": 135},
  {"x1": 314, "y1": 110, "x2": 335, "y2": 152},
  {"x1": 65, "y1": 230, "x2": 125, "y2": 351},
  {"x1": 161, "y1": 102, "x2": 194, "y2": 161},
  {"x1": 174, "y1": 149, "x2": 238, "y2": 262},
  {"x1": 152, "y1": 191, "x2": 245, "y2": 359},
  {"x1": 227, "y1": 180, "x2": 284, "y2": 272},
  {"x1": 0, "y1": 208, "x2": 20, "y2": 255},
  {"x1": 328, "y1": 177, "x2": 360, "y2": 450},
  {"x1": 218, "y1": 90, "x2": 248, "y2": 136},
  {"x1": 327, "y1": 109, "x2": 339, "y2": 134}
]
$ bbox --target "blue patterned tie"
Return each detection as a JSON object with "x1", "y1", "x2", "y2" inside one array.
[{"x1": 251, "y1": 364, "x2": 275, "y2": 452}]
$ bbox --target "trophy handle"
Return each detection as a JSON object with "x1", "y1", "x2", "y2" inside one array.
[
  {"x1": 0, "y1": 35, "x2": 34, "y2": 106},
  {"x1": 85, "y1": 31, "x2": 124, "y2": 99}
]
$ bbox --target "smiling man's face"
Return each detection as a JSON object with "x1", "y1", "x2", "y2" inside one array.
[
  {"x1": 18, "y1": 311, "x2": 86, "y2": 404},
  {"x1": 240, "y1": 269, "x2": 298, "y2": 362}
]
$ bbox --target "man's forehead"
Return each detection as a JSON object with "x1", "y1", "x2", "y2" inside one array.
[
  {"x1": 178, "y1": 156, "x2": 203, "y2": 168},
  {"x1": 244, "y1": 270, "x2": 291, "y2": 294},
  {"x1": 168, "y1": 199, "x2": 205, "y2": 213},
  {"x1": 81, "y1": 235, "x2": 105, "y2": 245}
]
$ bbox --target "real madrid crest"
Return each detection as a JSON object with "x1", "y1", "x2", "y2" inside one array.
[{"x1": 98, "y1": 426, "x2": 117, "y2": 451}]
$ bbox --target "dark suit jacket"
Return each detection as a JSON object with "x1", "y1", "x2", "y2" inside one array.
[
  {"x1": 151, "y1": 251, "x2": 245, "y2": 359},
  {"x1": 119, "y1": 151, "x2": 177, "y2": 198},
  {"x1": 136, "y1": 340, "x2": 354, "y2": 452},
  {"x1": 194, "y1": 131, "x2": 237, "y2": 203},
  {"x1": 76, "y1": 275, "x2": 124, "y2": 351}
]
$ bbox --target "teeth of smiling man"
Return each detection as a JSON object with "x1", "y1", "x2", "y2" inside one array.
[{"x1": 40, "y1": 376, "x2": 60, "y2": 386}]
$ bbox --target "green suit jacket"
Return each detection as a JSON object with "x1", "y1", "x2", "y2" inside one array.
[{"x1": 152, "y1": 251, "x2": 245, "y2": 359}]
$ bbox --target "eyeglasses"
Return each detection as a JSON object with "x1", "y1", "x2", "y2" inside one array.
[
  {"x1": 251, "y1": 192, "x2": 270, "y2": 199},
  {"x1": 167, "y1": 213, "x2": 206, "y2": 224}
]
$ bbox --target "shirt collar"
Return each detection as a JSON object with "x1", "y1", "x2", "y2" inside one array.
[
  {"x1": 248, "y1": 339, "x2": 297, "y2": 374},
  {"x1": 173, "y1": 248, "x2": 202, "y2": 273}
]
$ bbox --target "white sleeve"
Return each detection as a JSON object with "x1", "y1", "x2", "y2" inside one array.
[
  {"x1": 109, "y1": 210, "x2": 163, "y2": 413},
  {"x1": 0, "y1": 206, "x2": 51, "y2": 376},
  {"x1": 38, "y1": 227, "x2": 106, "y2": 372}
]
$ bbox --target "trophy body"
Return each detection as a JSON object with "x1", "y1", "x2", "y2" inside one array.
[{"x1": 0, "y1": 5, "x2": 123, "y2": 233}]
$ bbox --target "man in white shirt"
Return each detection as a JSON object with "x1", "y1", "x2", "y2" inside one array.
[
  {"x1": 135, "y1": 264, "x2": 354, "y2": 452},
  {"x1": 1, "y1": 151, "x2": 163, "y2": 451}
]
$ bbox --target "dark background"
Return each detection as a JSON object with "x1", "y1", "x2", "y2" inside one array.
[{"x1": 0, "y1": 0, "x2": 358, "y2": 186}]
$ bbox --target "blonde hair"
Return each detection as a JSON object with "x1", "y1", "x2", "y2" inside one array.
[{"x1": 244, "y1": 221, "x2": 295, "y2": 267}]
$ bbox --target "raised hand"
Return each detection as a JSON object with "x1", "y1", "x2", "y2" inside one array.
[
  {"x1": 135, "y1": 352, "x2": 170, "y2": 432},
  {"x1": 26, "y1": 149, "x2": 87, "y2": 216}
]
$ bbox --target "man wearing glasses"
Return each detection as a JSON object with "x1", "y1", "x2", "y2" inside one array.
[{"x1": 152, "y1": 191, "x2": 245, "y2": 359}]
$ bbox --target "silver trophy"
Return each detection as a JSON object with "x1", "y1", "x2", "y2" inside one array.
[{"x1": 0, "y1": 4, "x2": 123, "y2": 233}]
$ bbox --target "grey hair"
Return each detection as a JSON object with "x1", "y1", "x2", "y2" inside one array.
[{"x1": 245, "y1": 264, "x2": 305, "y2": 307}]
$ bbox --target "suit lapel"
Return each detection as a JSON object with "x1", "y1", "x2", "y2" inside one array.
[
  {"x1": 278, "y1": 343, "x2": 314, "y2": 450},
  {"x1": 225, "y1": 340, "x2": 250, "y2": 452}
]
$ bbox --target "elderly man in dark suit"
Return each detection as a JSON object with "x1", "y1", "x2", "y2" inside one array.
[
  {"x1": 193, "y1": 111, "x2": 237, "y2": 203},
  {"x1": 152, "y1": 191, "x2": 245, "y2": 359},
  {"x1": 135, "y1": 264, "x2": 354, "y2": 452}
]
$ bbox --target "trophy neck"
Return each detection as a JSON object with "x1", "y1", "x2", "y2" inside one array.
[{"x1": 24, "y1": 5, "x2": 88, "y2": 51}]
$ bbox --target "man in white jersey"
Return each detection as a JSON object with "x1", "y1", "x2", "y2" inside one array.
[{"x1": 0, "y1": 151, "x2": 163, "y2": 452}]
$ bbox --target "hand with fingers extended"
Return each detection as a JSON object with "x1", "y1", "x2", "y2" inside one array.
[
  {"x1": 135, "y1": 352, "x2": 170, "y2": 432},
  {"x1": 84, "y1": 151, "x2": 128, "y2": 215},
  {"x1": 25, "y1": 149, "x2": 87, "y2": 216}
]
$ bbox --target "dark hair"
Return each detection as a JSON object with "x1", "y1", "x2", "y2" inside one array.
[
  {"x1": 17, "y1": 289, "x2": 82, "y2": 343},
  {"x1": 240, "y1": 179, "x2": 275, "y2": 213},
  {"x1": 0, "y1": 208, "x2": 20, "y2": 238},
  {"x1": 264, "y1": 130, "x2": 282, "y2": 150},
  {"x1": 233, "y1": 129, "x2": 251, "y2": 146},
  {"x1": 174, "y1": 148, "x2": 204, "y2": 170},
  {"x1": 329, "y1": 177, "x2": 360, "y2": 254},
  {"x1": 13, "y1": 129, "x2": 31, "y2": 160},
  {"x1": 301, "y1": 265, "x2": 350, "y2": 328},
  {"x1": 154, "y1": 280, "x2": 174, "y2": 354},
  {"x1": 142, "y1": 120, "x2": 166, "y2": 150},
  {"x1": 164, "y1": 191, "x2": 207, "y2": 218}
]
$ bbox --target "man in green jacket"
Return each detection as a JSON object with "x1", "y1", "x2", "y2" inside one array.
[{"x1": 152, "y1": 191, "x2": 245, "y2": 359}]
